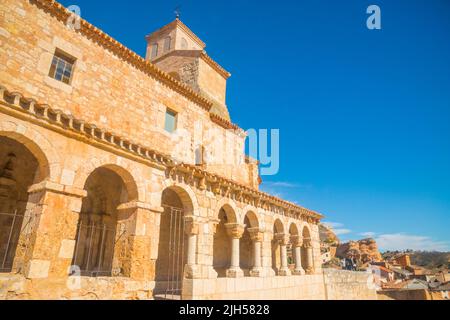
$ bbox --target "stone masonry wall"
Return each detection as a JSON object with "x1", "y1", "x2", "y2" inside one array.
[
  {"x1": 323, "y1": 269, "x2": 378, "y2": 300},
  {"x1": 0, "y1": 0, "x2": 252, "y2": 187}
]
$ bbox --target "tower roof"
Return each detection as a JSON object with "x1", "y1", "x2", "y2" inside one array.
[{"x1": 145, "y1": 18, "x2": 206, "y2": 50}]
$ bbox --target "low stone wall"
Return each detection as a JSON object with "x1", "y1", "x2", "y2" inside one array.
[
  {"x1": 323, "y1": 269, "x2": 378, "y2": 300},
  {"x1": 183, "y1": 275, "x2": 326, "y2": 300},
  {"x1": 1, "y1": 269, "x2": 378, "y2": 300},
  {"x1": 0, "y1": 274, "x2": 155, "y2": 300}
]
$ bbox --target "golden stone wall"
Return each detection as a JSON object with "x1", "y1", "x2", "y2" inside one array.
[{"x1": 0, "y1": 0, "x2": 250, "y2": 186}]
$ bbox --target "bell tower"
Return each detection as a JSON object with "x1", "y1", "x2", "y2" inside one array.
[{"x1": 145, "y1": 19, "x2": 232, "y2": 121}]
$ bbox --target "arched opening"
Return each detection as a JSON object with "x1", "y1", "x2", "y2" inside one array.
[
  {"x1": 155, "y1": 187, "x2": 192, "y2": 297},
  {"x1": 271, "y1": 219, "x2": 284, "y2": 274},
  {"x1": 239, "y1": 211, "x2": 258, "y2": 275},
  {"x1": 213, "y1": 204, "x2": 237, "y2": 277},
  {"x1": 301, "y1": 226, "x2": 312, "y2": 272},
  {"x1": 72, "y1": 166, "x2": 132, "y2": 277},
  {"x1": 0, "y1": 136, "x2": 44, "y2": 273},
  {"x1": 288, "y1": 223, "x2": 299, "y2": 271}
]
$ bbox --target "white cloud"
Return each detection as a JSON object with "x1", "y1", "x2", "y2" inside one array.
[
  {"x1": 360, "y1": 232, "x2": 376, "y2": 238},
  {"x1": 375, "y1": 233, "x2": 450, "y2": 252},
  {"x1": 263, "y1": 181, "x2": 298, "y2": 188},
  {"x1": 334, "y1": 228, "x2": 352, "y2": 236},
  {"x1": 322, "y1": 221, "x2": 344, "y2": 229},
  {"x1": 321, "y1": 221, "x2": 351, "y2": 236}
]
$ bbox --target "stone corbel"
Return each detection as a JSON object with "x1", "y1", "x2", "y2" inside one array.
[
  {"x1": 167, "y1": 166, "x2": 177, "y2": 179},
  {"x1": 198, "y1": 175, "x2": 207, "y2": 190},
  {"x1": 224, "y1": 185, "x2": 231, "y2": 197},
  {"x1": 184, "y1": 171, "x2": 195, "y2": 185},
  {"x1": 211, "y1": 182, "x2": 221, "y2": 195}
]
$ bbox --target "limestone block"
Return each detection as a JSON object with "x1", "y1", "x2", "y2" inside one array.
[
  {"x1": 26, "y1": 260, "x2": 51, "y2": 279},
  {"x1": 58, "y1": 239, "x2": 76, "y2": 259},
  {"x1": 61, "y1": 169, "x2": 75, "y2": 186}
]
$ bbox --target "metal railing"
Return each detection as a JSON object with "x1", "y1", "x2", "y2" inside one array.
[
  {"x1": 72, "y1": 219, "x2": 126, "y2": 277},
  {"x1": 162, "y1": 205, "x2": 185, "y2": 299},
  {"x1": 0, "y1": 210, "x2": 35, "y2": 273}
]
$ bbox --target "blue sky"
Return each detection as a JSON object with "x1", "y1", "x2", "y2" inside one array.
[{"x1": 58, "y1": 0, "x2": 450, "y2": 251}]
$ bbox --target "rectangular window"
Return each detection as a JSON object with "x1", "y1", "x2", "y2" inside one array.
[
  {"x1": 151, "y1": 44, "x2": 158, "y2": 59},
  {"x1": 164, "y1": 109, "x2": 177, "y2": 133},
  {"x1": 48, "y1": 49, "x2": 76, "y2": 85}
]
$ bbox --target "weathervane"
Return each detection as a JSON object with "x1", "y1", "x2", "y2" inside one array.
[{"x1": 174, "y1": 5, "x2": 181, "y2": 19}]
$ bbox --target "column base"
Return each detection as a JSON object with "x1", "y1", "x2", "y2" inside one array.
[
  {"x1": 226, "y1": 267, "x2": 244, "y2": 278},
  {"x1": 184, "y1": 264, "x2": 201, "y2": 279},
  {"x1": 249, "y1": 268, "x2": 263, "y2": 277},
  {"x1": 207, "y1": 266, "x2": 219, "y2": 279},
  {"x1": 305, "y1": 267, "x2": 314, "y2": 275},
  {"x1": 278, "y1": 268, "x2": 291, "y2": 276},
  {"x1": 292, "y1": 268, "x2": 305, "y2": 275}
]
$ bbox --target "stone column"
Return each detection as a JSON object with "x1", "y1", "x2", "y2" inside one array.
[
  {"x1": 248, "y1": 227, "x2": 264, "y2": 277},
  {"x1": 304, "y1": 239, "x2": 314, "y2": 274},
  {"x1": 14, "y1": 181, "x2": 86, "y2": 279},
  {"x1": 184, "y1": 215, "x2": 200, "y2": 279},
  {"x1": 225, "y1": 223, "x2": 245, "y2": 278},
  {"x1": 290, "y1": 235, "x2": 305, "y2": 275},
  {"x1": 275, "y1": 233, "x2": 291, "y2": 276},
  {"x1": 116, "y1": 201, "x2": 161, "y2": 280}
]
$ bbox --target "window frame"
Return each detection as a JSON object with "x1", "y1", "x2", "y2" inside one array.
[
  {"x1": 48, "y1": 49, "x2": 76, "y2": 85},
  {"x1": 151, "y1": 43, "x2": 159, "y2": 59},
  {"x1": 164, "y1": 108, "x2": 178, "y2": 133},
  {"x1": 163, "y1": 37, "x2": 172, "y2": 52}
]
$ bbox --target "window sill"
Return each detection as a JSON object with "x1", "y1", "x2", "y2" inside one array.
[{"x1": 44, "y1": 76, "x2": 73, "y2": 94}]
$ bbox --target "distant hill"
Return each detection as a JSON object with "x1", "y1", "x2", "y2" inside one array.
[
  {"x1": 336, "y1": 238, "x2": 383, "y2": 263},
  {"x1": 382, "y1": 251, "x2": 450, "y2": 271},
  {"x1": 319, "y1": 224, "x2": 340, "y2": 246}
]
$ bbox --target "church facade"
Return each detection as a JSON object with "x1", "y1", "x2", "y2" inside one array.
[{"x1": 0, "y1": 0, "x2": 375, "y2": 300}]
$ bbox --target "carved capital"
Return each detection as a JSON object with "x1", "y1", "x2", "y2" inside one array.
[
  {"x1": 225, "y1": 223, "x2": 245, "y2": 239},
  {"x1": 210, "y1": 219, "x2": 220, "y2": 235},
  {"x1": 274, "y1": 233, "x2": 289, "y2": 246},
  {"x1": 290, "y1": 235, "x2": 303, "y2": 247},
  {"x1": 248, "y1": 227, "x2": 264, "y2": 242},
  {"x1": 184, "y1": 216, "x2": 200, "y2": 236},
  {"x1": 303, "y1": 238, "x2": 312, "y2": 248}
]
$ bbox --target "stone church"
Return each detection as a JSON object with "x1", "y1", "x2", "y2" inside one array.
[{"x1": 0, "y1": 0, "x2": 376, "y2": 300}]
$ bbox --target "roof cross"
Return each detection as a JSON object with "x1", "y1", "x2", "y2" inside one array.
[{"x1": 174, "y1": 5, "x2": 181, "y2": 19}]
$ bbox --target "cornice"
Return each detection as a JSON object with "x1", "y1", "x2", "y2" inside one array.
[
  {"x1": 200, "y1": 52, "x2": 231, "y2": 79},
  {"x1": 0, "y1": 85, "x2": 323, "y2": 222},
  {"x1": 210, "y1": 113, "x2": 242, "y2": 132}
]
